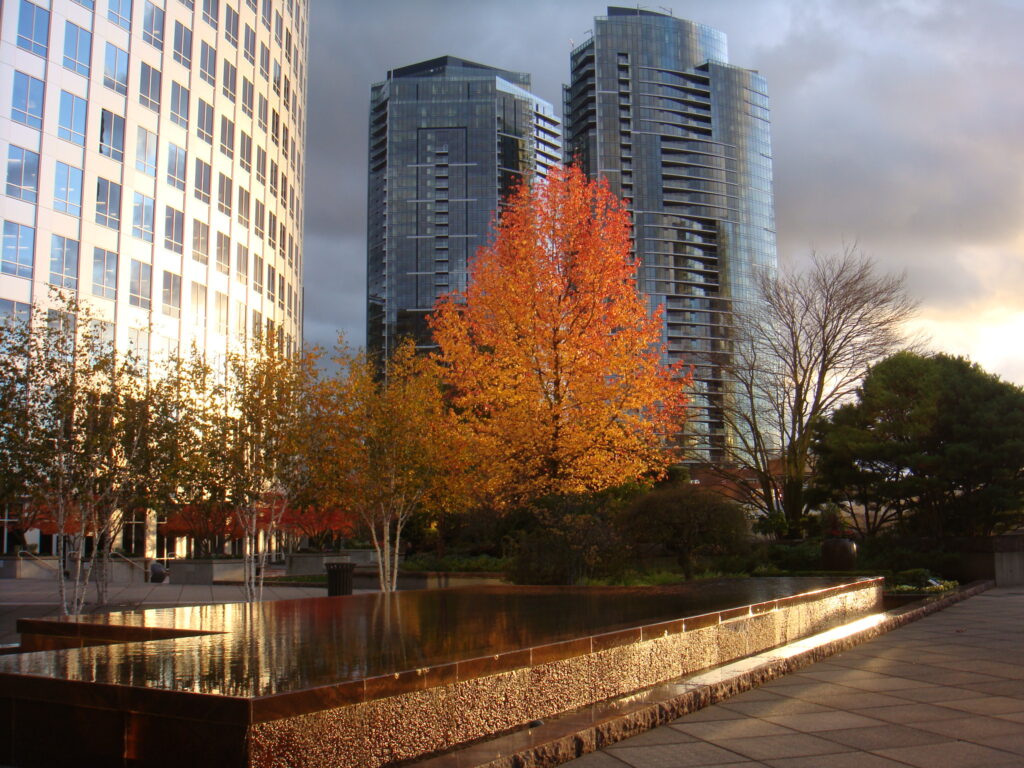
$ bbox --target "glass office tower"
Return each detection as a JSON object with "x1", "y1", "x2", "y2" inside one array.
[
  {"x1": 367, "y1": 55, "x2": 561, "y2": 359},
  {"x1": 0, "y1": 0, "x2": 307, "y2": 554},
  {"x1": 565, "y1": 7, "x2": 776, "y2": 463}
]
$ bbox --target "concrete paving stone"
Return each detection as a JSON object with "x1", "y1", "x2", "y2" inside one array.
[
  {"x1": 873, "y1": 740, "x2": 1024, "y2": 768},
  {"x1": 833, "y1": 675, "x2": 934, "y2": 692},
  {"x1": 887, "y1": 685, "x2": 987, "y2": 703},
  {"x1": 762, "y1": 753, "x2": 916, "y2": 768},
  {"x1": 608, "y1": 742, "x2": 759, "y2": 768},
  {"x1": 722, "y1": 687, "x2": 790, "y2": 702},
  {"x1": 760, "y1": 711, "x2": 881, "y2": 733},
  {"x1": 861, "y1": 702, "x2": 968, "y2": 724},
  {"x1": 708, "y1": 733, "x2": 852, "y2": 761},
  {"x1": 718, "y1": 699, "x2": 833, "y2": 718},
  {"x1": 784, "y1": 690, "x2": 909, "y2": 710},
  {"x1": 813, "y1": 723, "x2": 953, "y2": 750},
  {"x1": 670, "y1": 720, "x2": 795, "y2": 741},
  {"x1": 909, "y1": 714, "x2": 1024, "y2": 741},
  {"x1": 983, "y1": 731, "x2": 1024, "y2": 756},
  {"x1": 605, "y1": 727, "x2": 699, "y2": 747},
  {"x1": 936, "y1": 695, "x2": 1024, "y2": 716},
  {"x1": 669, "y1": 707, "x2": 748, "y2": 724},
  {"x1": 559, "y1": 753, "x2": 630, "y2": 768}
]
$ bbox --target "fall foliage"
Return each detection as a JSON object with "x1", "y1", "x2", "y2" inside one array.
[{"x1": 430, "y1": 165, "x2": 689, "y2": 502}]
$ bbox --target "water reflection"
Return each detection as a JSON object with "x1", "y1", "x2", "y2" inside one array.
[{"x1": 0, "y1": 579, "x2": 862, "y2": 697}]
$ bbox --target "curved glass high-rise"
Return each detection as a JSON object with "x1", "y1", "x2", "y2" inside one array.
[
  {"x1": 566, "y1": 7, "x2": 776, "y2": 463},
  {"x1": 367, "y1": 55, "x2": 561, "y2": 359},
  {"x1": 0, "y1": 0, "x2": 306, "y2": 363}
]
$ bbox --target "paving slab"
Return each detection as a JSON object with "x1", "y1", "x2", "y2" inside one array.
[{"x1": 561, "y1": 588, "x2": 1024, "y2": 768}]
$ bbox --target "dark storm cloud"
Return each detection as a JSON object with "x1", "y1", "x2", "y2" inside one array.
[{"x1": 303, "y1": 0, "x2": 1024, "y2": 382}]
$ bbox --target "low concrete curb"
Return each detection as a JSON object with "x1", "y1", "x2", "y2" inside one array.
[{"x1": 410, "y1": 580, "x2": 994, "y2": 768}]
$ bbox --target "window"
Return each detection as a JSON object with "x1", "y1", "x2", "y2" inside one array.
[
  {"x1": 279, "y1": 174, "x2": 287, "y2": 205},
  {"x1": 139, "y1": 62, "x2": 161, "y2": 111},
  {"x1": 239, "y1": 132, "x2": 252, "y2": 171},
  {"x1": 257, "y1": 94, "x2": 269, "y2": 132},
  {"x1": 278, "y1": 274, "x2": 284, "y2": 309},
  {"x1": 241, "y1": 77, "x2": 254, "y2": 118},
  {"x1": 266, "y1": 264, "x2": 275, "y2": 303},
  {"x1": 130, "y1": 260, "x2": 152, "y2": 309},
  {"x1": 162, "y1": 271, "x2": 181, "y2": 318},
  {"x1": 267, "y1": 211, "x2": 276, "y2": 249},
  {"x1": 217, "y1": 173, "x2": 232, "y2": 215},
  {"x1": 253, "y1": 254, "x2": 264, "y2": 292},
  {"x1": 235, "y1": 243, "x2": 248, "y2": 282},
  {"x1": 215, "y1": 291, "x2": 228, "y2": 334},
  {"x1": 197, "y1": 99, "x2": 213, "y2": 142},
  {"x1": 54, "y1": 162, "x2": 84, "y2": 216},
  {"x1": 284, "y1": 28, "x2": 292, "y2": 62},
  {"x1": 271, "y1": 109, "x2": 280, "y2": 144},
  {"x1": 272, "y1": 60, "x2": 281, "y2": 95},
  {"x1": 259, "y1": 43, "x2": 270, "y2": 80},
  {"x1": 17, "y1": 1, "x2": 49, "y2": 57},
  {"x1": 49, "y1": 235, "x2": 79, "y2": 290},
  {"x1": 254, "y1": 200, "x2": 265, "y2": 238},
  {"x1": 269, "y1": 160, "x2": 278, "y2": 196},
  {"x1": 58, "y1": 92, "x2": 87, "y2": 145},
  {"x1": 202, "y1": 0, "x2": 219, "y2": 28},
  {"x1": 99, "y1": 109, "x2": 126, "y2": 161},
  {"x1": 170, "y1": 81, "x2": 189, "y2": 127},
  {"x1": 132, "y1": 192, "x2": 155, "y2": 242},
  {"x1": 274, "y1": 10, "x2": 282, "y2": 43},
  {"x1": 283, "y1": 76, "x2": 290, "y2": 111},
  {"x1": 192, "y1": 219, "x2": 209, "y2": 263},
  {"x1": 128, "y1": 327, "x2": 150, "y2": 367},
  {"x1": 1, "y1": 222, "x2": 35, "y2": 279},
  {"x1": 194, "y1": 158, "x2": 211, "y2": 203},
  {"x1": 103, "y1": 43, "x2": 129, "y2": 94},
  {"x1": 235, "y1": 300, "x2": 246, "y2": 340},
  {"x1": 0, "y1": 299, "x2": 31, "y2": 324},
  {"x1": 225, "y1": 5, "x2": 238, "y2": 45},
  {"x1": 237, "y1": 187, "x2": 250, "y2": 226},
  {"x1": 6, "y1": 146, "x2": 39, "y2": 202},
  {"x1": 164, "y1": 206, "x2": 184, "y2": 253},
  {"x1": 261, "y1": 0, "x2": 271, "y2": 29},
  {"x1": 167, "y1": 143, "x2": 186, "y2": 190},
  {"x1": 199, "y1": 41, "x2": 216, "y2": 85},
  {"x1": 96, "y1": 178, "x2": 121, "y2": 229},
  {"x1": 216, "y1": 231, "x2": 230, "y2": 274},
  {"x1": 222, "y1": 60, "x2": 237, "y2": 101},
  {"x1": 278, "y1": 222, "x2": 286, "y2": 257},
  {"x1": 63, "y1": 22, "x2": 92, "y2": 76},
  {"x1": 256, "y1": 146, "x2": 267, "y2": 184},
  {"x1": 108, "y1": 0, "x2": 132, "y2": 30},
  {"x1": 93, "y1": 248, "x2": 118, "y2": 299},
  {"x1": 136, "y1": 127, "x2": 157, "y2": 176},
  {"x1": 142, "y1": 1, "x2": 164, "y2": 48},
  {"x1": 172, "y1": 21, "x2": 192, "y2": 65},
  {"x1": 11, "y1": 72, "x2": 44, "y2": 129},
  {"x1": 219, "y1": 116, "x2": 234, "y2": 158},
  {"x1": 243, "y1": 24, "x2": 255, "y2": 63},
  {"x1": 191, "y1": 282, "x2": 207, "y2": 326}
]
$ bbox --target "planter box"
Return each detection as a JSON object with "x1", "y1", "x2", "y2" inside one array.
[
  {"x1": 286, "y1": 549, "x2": 389, "y2": 577},
  {"x1": 950, "y1": 535, "x2": 1024, "y2": 586},
  {"x1": 170, "y1": 559, "x2": 246, "y2": 584}
]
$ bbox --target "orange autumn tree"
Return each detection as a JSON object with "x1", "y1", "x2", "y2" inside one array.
[{"x1": 429, "y1": 164, "x2": 690, "y2": 502}]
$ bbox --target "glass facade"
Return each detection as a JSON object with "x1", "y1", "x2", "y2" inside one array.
[
  {"x1": 566, "y1": 7, "x2": 777, "y2": 463},
  {"x1": 366, "y1": 55, "x2": 562, "y2": 359},
  {"x1": 0, "y1": 0, "x2": 307, "y2": 371}
]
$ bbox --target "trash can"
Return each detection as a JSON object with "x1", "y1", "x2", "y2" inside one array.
[{"x1": 325, "y1": 560, "x2": 356, "y2": 596}]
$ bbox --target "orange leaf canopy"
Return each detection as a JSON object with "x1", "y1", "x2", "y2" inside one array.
[{"x1": 429, "y1": 165, "x2": 689, "y2": 501}]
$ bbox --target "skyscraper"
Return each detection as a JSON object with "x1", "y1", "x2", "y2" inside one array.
[
  {"x1": 0, "y1": 0, "x2": 307, "y2": 554},
  {"x1": 1, "y1": 0, "x2": 306, "y2": 362},
  {"x1": 565, "y1": 7, "x2": 776, "y2": 463},
  {"x1": 367, "y1": 55, "x2": 561, "y2": 359}
]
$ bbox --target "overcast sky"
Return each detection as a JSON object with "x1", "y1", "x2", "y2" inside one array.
[{"x1": 304, "y1": 0, "x2": 1024, "y2": 385}]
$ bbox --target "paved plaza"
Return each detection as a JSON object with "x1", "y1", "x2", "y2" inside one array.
[{"x1": 564, "y1": 588, "x2": 1024, "y2": 768}]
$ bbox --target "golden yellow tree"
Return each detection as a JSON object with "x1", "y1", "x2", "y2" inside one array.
[{"x1": 429, "y1": 165, "x2": 689, "y2": 502}]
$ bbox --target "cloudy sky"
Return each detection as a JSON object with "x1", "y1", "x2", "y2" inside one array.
[{"x1": 304, "y1": 0, "x2": 1024, "y2": 384}]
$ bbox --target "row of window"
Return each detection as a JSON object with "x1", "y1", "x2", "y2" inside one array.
[
  {"x1": 2, "y1": 216, "x2": 296, "y2": 315},
  {"x1": 11, "y1": 71, "x2": 303, "y2": 200}
]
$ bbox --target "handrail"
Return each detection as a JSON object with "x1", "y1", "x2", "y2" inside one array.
[
  {"x1": 16, "y1": 550, "x2": 59, "y2": 572},
  {"x1": 111, "y1": 551, "x2": 146, "y2": 571}
]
